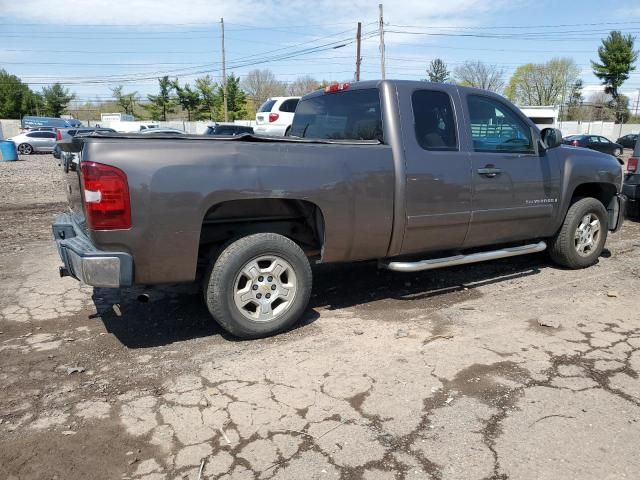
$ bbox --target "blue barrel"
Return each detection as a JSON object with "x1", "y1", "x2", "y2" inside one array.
[{"x1": 0, "y1": 140, "x2": 18, "y2": 161}]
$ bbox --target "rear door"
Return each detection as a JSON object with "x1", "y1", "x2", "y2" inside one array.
[
  {"x1": 256, "y1": 99, "x2": 277, "y2": 125},
  {"x1": 29, "y1": 131, "x2": 57, "y2": 151},
  {"x1": 461, "y1": 92, "x2": 560, "y2": 247},
  {"x1": 399, "y1": 86, "x2": 472, "y2": 254}
]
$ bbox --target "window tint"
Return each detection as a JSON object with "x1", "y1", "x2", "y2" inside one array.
[
  {"x1": 289, "y1": 89, "x2": 382, "y2": 141},
  {"x1": 412, "y1": 90, "x2": 457, "y2": 151},
  {"x1": 598, "y1": 136, "x2": 610, "y2": 143},
  {"x1": 258, "y1": 99, "x2": 277, "y2": 113},
  {"x1": 29, "y1": 131, "x2": 55, "y2": 138},
  {"x1": 467, "y1": 95, "x2": 534, "y2": 154},
  {"x1": 589, "y1": 136, "x2": 601, "y2": 143},
  {"x1": 279, "y1": 99, "x2": 299, "y2": 113}
]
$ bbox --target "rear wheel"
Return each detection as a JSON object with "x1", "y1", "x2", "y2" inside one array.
[
  {"x1": 204, "y1": 233, "x2": 312, "y2": 339},
  {"x1": 549, "y1": 197, "x2": 608, "y2": 269},
  {"x1": 17, "y1": 143, "x2": 33, "y2": 155}
]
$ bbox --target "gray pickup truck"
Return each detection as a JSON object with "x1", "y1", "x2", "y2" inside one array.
[{"x1": 54, "y1": 80, "x2": 626, "y2": 339}]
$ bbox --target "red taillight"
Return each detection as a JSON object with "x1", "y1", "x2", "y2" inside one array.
[
  {"x1": 80, "y1": 162, "x2": 131, "y2": 230},
  {"x1": 628, "y1": 157, "x2": 638, "y2": 174},
  {"x1": 56, "y1": 129, "x2": 62, "y2": 141},
  {"x1": 571, "y1": 140, "x2": 579, "y2": 146},
  {"x1": 268, "y1": 113, "x2": 279, "y2": 123},
  {"x1": 324, "y1": 82, "x2": 350, "y2": 93}
]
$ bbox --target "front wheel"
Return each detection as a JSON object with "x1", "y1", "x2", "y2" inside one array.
[
  {"x1": 549, "y1": 197, "x2": 608, "y2": 269},
  {"x1": 204, "y1": 233, "x2": 312, "y2": 339}
]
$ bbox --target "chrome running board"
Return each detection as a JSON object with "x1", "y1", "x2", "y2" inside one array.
[{"x1": 380, "y1": 241, "x2": 547, "y2": 273}]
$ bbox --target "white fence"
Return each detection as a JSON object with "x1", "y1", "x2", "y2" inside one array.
[{"x1": 558, "y1": 121, "x2": 639, "y2": 139}]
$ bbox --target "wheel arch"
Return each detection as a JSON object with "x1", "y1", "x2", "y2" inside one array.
[{"x1": 197, "y1": 197, "x2": 326, "y2": 271}]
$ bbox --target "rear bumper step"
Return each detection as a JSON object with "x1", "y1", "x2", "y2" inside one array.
[{"x1": 379, "y1": 241, "x2": 547, "y2": 273}]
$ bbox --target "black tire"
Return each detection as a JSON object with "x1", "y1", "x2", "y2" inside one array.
[
  {"x1": 17, "y1": 143, "x2": 33, "y2": 155},
  {"x1": 204, "y1": 233, "x2": 312, "y2": 339},
  {"x1": 284, "y1": 127, "x2": 291, "y2": 137},
  {"x1": 549, "y1": 197, "x2": 608, "y2": 269}
]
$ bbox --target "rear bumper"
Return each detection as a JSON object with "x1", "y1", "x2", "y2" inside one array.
[
  {"x1": 52, "y1": 213, "x2": 133, "y2": 288},
  {"x1": 253, "y1": 124, "x2": 288, "y2": 137}
]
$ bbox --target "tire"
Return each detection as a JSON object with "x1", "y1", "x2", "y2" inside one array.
[
  {"x1": 549, "y1": 197, "x2": 608, "y2": 269},
  {"x1": 284, "y1": 127, "x2": 291, "y2": 137},
  {"x1": 204, "y1": 233, "x2": 312, "y2": 339},
  {"x1": 17, "y1": 143, "x2": 33, "y2": 155}
]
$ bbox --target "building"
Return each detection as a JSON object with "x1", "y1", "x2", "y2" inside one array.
[
  {"x1": 100, "y1": 112, "x2": 135, "y2": 122},
  {"x1": 518, "y1": 106, "x2": 559, "y2": 128}
]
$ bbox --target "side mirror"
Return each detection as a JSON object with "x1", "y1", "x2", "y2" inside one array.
[{"x1": 541, "y1": 128, "x2": 562, "y2": 150}]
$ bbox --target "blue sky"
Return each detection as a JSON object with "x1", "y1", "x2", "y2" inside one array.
[{"x1": 1, "y1": 0, "x2": 639, "y2": 109}]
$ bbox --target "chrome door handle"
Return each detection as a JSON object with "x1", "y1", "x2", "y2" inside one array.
[{"x1": 477, "y1": 167, "x2": 502, "y2": 178}]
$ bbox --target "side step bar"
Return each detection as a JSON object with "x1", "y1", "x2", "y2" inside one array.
[{"x1": 379, "y1": 241, "x2": 547, "y2": 273}]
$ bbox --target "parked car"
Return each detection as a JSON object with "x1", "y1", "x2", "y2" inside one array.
[
  {"x1": 8, "y1": 130, "x2": 57, "y2": 154},
  {"x1": 563, "y1": 134, "x2": 624, "y2": 157},
  {"x1": 622, "y1": 135, "x2": 640, "y2": 217},
  {"x1": 53, "y1": 127, "x2": 116, "y2": 158},
  {"x1": 139, "y1": 128, "x2": 185, "y2": 135},
  {"x1": 616, "y1": 133, "x2": 638, "y2": 149},
  {"x1": 205, "y1": 124, "x2": 254, "y2": 136},
  {"x1": 53, "y1": 80, "x2": 625, "y2": 339},
  {"x1": 253, "y1": 96, "x2": 300, "y2": 136}
]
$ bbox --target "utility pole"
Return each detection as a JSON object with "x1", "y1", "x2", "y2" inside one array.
[
  {"x1": 378, "y1": 4, "x2": 386, "y2": 80},
  {"x1": 221, "y1": 17, "x2": 228, "y2": 122},
  {"x1": 635, "y1": 88, "x2": 640, "y2": 117},
  {"x1": 355, "y1": 22, "x2": 362, "y2": 81}
]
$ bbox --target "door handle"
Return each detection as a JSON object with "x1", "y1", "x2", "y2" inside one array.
[{"x1": 477, "y1": 166, "x2": 502, "y2": 178}]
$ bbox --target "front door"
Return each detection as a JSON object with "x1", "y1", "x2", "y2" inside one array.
[
  {"x1": 461, "y1": 93, "x2": 561, "y2": 248},
  {"x1": 400, "y1": 87, "x2": 472, "y2": 255}
]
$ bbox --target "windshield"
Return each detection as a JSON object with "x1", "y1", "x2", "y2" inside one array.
[{"x1": 289, "y1": 88, "x2": 382, "y2": 141}]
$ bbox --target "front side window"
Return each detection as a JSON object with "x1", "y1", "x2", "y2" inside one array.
[
  {"x1": 289, "y1": 88, "x2": 382, "y2": 141},
  {"x1": 467, "y1": 95, "x2": 534, "y2": 154},
  {"x1": 412, "y1": 90, "x2": 457, "y2": 151}
]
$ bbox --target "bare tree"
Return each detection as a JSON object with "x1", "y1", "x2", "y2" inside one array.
[
  {"x1": 454, "y1": 61, "x2": 505, "y2": 92},
  {"x1": 287, "y1": 75, "x2": 320, "y2": 96},
  {"x1": 505, "y1": 58, "x2": 579, "y2": 106},
  {"x1": 241, "y1": 69, "x2": 286, "y2": 110}
]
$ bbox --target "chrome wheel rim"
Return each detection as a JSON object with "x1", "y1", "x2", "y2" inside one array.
[
  {"x1": 574, "y1": 213, "x2": 601, "y2": 257},
  {"x1": 18, "y1": 144, "x2": 32, "y2": 154},
  {"x1": 233, "y1": 255, "x2": 297, "y2": 322}
]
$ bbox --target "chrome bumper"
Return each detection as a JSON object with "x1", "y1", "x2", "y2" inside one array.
[{"x1": 52, "y1": 213, "x2": 133, "y2": 288}]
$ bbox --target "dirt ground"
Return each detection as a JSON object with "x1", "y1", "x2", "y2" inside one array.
[{"x1": 1, "y1": 153, "x2": 640, "y2": 480}]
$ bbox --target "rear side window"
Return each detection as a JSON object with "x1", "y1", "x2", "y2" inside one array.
[
  {"x1": 412, "y1": 90, "x2": 457, "y2": 151},
  {"x1": 29, "y1": 131, "x2": 55, "y2": 138},
  {"x1": 467, "y1": 95, "x2": 534, "y2": 154},
  {"x1": 289, "y1": 88, "x2": 382, "y2": 141},
  {"x1": 258, "y1": 100, "x2": 277, "y2": 113},
  {"x1": 67, "y1": 130, "x2": 78, "y2": 136},
  {"x1": 279, "y1": 99, "x2": 299, "y2": 113}
]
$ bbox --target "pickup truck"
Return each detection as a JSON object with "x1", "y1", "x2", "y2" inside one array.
[{"x1": 53, "y1": 80, "x2": 626, "y2": 339}]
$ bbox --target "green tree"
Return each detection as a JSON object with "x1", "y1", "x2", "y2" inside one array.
[
  {"x1": 41, "y1": 83, "x2": 75, "y2": 117},
  {"x1": 144, "y1": 76, "x2": 176, "y2": 121},
  {"x1": 111, "y1": 85, "x2": 139, "y2": 116},
  {"x1": 591, "y1": 31, "x2": 638, "y2": 122},
  {"x1": 0, "y1": 69, "x2": 34, "y2": 118},
  {"x1": 195, "y1": 75, "x2": 220, "y2": 120},
  {"x1": 217, "y1": 74, "x2": 247, "y2": 121},
  {"x1": 425, "y1": 58, "x2": 451, "y2": 83},
  {"x1": 506, "y1": 58, "x2": 579, "y2": 106},
  {"x1": 564, "y1": 79, "x2": 584, "y2": 121},
  {"x1": 172, "y1": 80, "x2": 201, "y2": 121}
]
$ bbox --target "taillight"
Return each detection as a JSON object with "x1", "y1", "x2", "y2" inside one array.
[
  {"x1": 268, "y1": 113, "x2": 279, "y2": 123},
  {"x1": 628, "y1": 157, "x2": 638, "y2": 174},
  {"x1": 56, "y1": 129, "x2": 62, "y2": 141},
  {"x1": 324, "y1": 82, "x2": 350, "y2": 93},
  {"x1": 80, "y1": 162, "x2": 131, "y2": 230},
  {"x1": 571, "y1": 140, "x2": 579, "y2": 146}
]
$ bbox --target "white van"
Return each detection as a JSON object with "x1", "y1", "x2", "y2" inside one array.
[{"x1": 254, "y1": 97, "x2": 300, "y2": 136}]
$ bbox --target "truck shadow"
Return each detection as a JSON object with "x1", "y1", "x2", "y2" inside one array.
[{"x1": 89, "y1": 251, "x2": 575, "y2": 349}]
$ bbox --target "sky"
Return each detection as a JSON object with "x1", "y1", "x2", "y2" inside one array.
[{"x1": 1, "y1": 0, "x2": 639, "y2": 112}]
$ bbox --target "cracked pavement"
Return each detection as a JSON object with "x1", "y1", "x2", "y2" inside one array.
[{"x1": 1, "y1": 155, "x2": 640, "y2": 480}]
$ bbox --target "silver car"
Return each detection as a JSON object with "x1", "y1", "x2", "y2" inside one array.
[{"x1": 8, "y1": 130, "x2": 57, "y2": 154}]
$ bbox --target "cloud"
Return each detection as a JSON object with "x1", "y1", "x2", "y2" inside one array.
[{"x1": 1, "y1": 0, "x2": 521, "y2": 26}]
